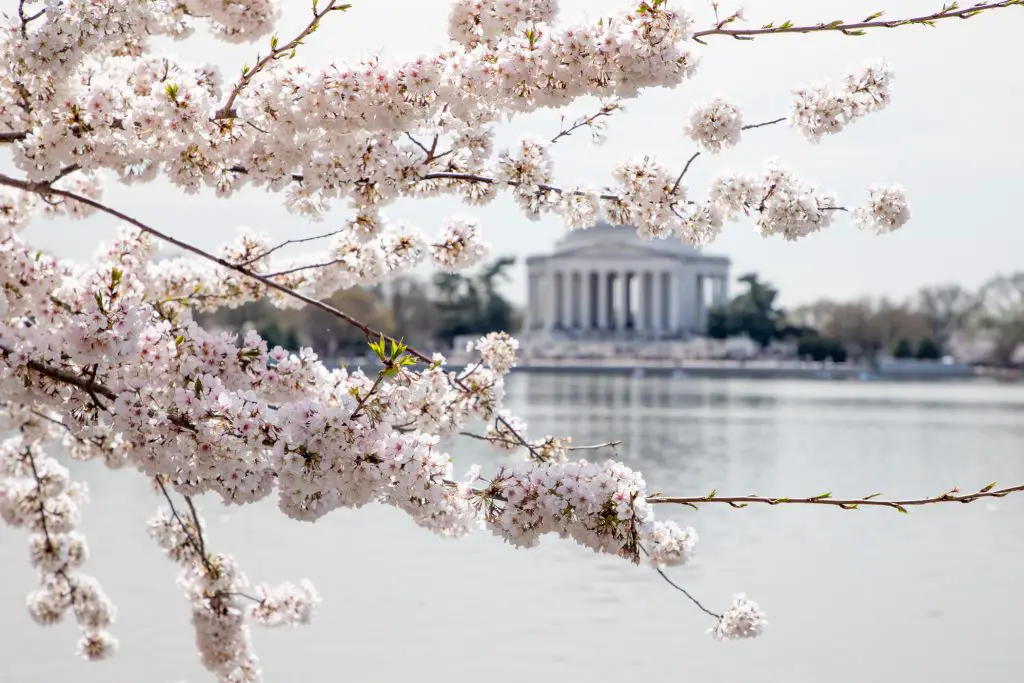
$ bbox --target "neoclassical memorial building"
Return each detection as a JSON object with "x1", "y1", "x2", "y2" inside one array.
[{"x1": 524, "y1": 221, "x2": 731, "y2": 338}]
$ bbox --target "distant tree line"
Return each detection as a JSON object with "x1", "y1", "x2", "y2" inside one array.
[
  {"x1": 707, "y1": 272, "x2": 1024, "y2": 366},
  {"x1": 196, "y1": 257, "x2": 522, "y2": 360}
]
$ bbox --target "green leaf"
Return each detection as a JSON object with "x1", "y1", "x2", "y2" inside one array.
[
  {"x1": 895, "y1": 504, "x2": 908, "y2": 514},
  {"x1": 111, "y1": 267, "x2": 123, "y2": 288},
  {"x1": 862, "y1": 11, "x2": 884, "y2": 21},
  {"x1": 270, "y1": 35, "x2": 279, "y2": 50},
  {"x1": 706, "y1": 488, "x2": 717, "y2": 499},
  {"x1": 980, "y1": 481, "x2": 997, "y2": 493}
]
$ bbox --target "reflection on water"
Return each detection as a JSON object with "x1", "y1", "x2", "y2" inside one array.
[{"x1": 3, "y1": 376, "x2": 1024, "y2": 683}]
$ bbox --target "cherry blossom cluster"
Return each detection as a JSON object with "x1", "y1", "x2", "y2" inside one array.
[
  {"x1": 466, "y1": 331, "x2": 520, "y2": 374},
  {"x1": 0, "y1": 430, "x2": 118, "y2": 661},
  {"x1": 448, "y1": 0, "x2": 560, "y2": 47},
  {"x1": 686, "y1": 96, "x2": 744, "y2": 153},
  {"x1": 711, "y1": 594, "x2": 768, "y2": 641},
  {"x1": 711, "y1": 162, "x2": 840, "y2": 241},
  {"x1": 474, "y1": 457, "x2": 699, "y2": 566},
  {"x1": 790, "y1": 60, "x2": 894, "y2": 143},
  {"x1": 149, "y1": 504, "x2": 320, "y2": 682},
  {"x1": 853, "y1": 184, "x2": 911, "y2": 234}
]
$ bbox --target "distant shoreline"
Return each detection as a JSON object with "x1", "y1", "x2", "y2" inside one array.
[{"x1": 333, "y1": 357, "x2": 1021, "y2": 383}]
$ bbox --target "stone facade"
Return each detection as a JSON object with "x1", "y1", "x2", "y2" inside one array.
[{"x1": 524, "y1": 221, "x2": 730, "y2": 338}]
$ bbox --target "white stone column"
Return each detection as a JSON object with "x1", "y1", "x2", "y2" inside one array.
[
  {"x1": 542, "y1": 269, "x2": 555, "y2": 332},
  {"x1": 667, "y1": 271, "x2": 679, "y2": 334},
  {"x1": 596, "y1": 272, "x2": 608, "y2": 330},
  {"x1": 651, "y1": 270, "x2": 663, "y2": 335},
  {"x1": 558, "y1": 270, "x2": 571, "y2": 330},
  {"x1": 581, "y1": 271, "x2": 592, "y2": 330},
  {"x1": 618, "y1": 270, "x2": 629, "y2": 332},
  {"x1": 525, "y1": 272, "x2": 535, "y2": 331},
  {"x1": 695, "y1": 274, "x2": 706, "y2": 334}
]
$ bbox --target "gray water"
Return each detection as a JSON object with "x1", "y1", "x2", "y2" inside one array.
[{"x1": 3, "y1": 375, "x2": 1024, "y2": 683}]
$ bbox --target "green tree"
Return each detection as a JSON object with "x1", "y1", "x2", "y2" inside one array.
[
  {"x1": 891, "y1": 337, "x2": 915, "y2": 358},
  {"x1": 709, "y1": 273, "x2": 783, "y2": 347},
  {"x1": 797, "y1": 334, "x2": 847, "y2": 362},
  {"x1": 915, "y1": 337, "x2": 943, "y2": 360},
  {"x1": 433, "y1": 256, "x2": 520, "y2": 345}
]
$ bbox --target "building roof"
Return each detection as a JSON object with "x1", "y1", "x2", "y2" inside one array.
[
  {"x1": 525, "y1": 220, "x2": 728, "y2": 266},
  {"x1": 553, "y1": 220, "x2": 700, "y2": 257}
]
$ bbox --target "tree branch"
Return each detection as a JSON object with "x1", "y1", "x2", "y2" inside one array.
[
  {"x1": 693, "y1": 2, "x2": 1022, "y2": 41},
  {"x1": 215, "y1": 0, "x2": 344, "y2": 119},
  {"x1": 647, "y1": 483, "x2": 1024, "y2": 511},
  {"x1": 0, "y1": 173, "x2": 433, "y2": 364}
]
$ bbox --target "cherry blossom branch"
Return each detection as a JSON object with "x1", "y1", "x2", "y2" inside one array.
[
  {"x1": 647, "y1": 482, "x2": 1024, "y2": 511},
  {"x1": 692, "y1": 1, "x2": 1023, "y2": 42},
  {"x1": 459, "y1": 430, "x2": 621, "y2": 453},
  {"x1": 0, "y1": 343, "x2": 118, "y2": 401},
  {"x1": 0, "y1": 174, "x2": 431, "y2": 364},
  {"x1": 215, "y1": 0, "x2": 348, "y2": 119},
  {"x1": 550, "y1": 100, "x2": 622, "y2": 144},
  {"x1": 0, "y1": 131, "x2": 27, "y2": 143},
  {"x1": 17, "y1": 0, "x2": 46, "y2": 39},
  {"x1": 154, "y1": 476, "x2": 212, "y2": 571},
  {"x1": 235, "y1": 228, "x2": 346, "y2": 266}
]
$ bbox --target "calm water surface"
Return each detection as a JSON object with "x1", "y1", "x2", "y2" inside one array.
[{"x1": 3, "y1": 375, "x2": 1024, "y2": 682}]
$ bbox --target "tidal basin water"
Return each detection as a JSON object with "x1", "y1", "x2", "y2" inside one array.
[{"x1": 3, "y1": 374, "x2": 1024, "y2": 683}]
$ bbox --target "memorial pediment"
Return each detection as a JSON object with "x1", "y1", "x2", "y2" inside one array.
[{"x1": 551, "y1": 241, "x2": 685, "y2": 263}]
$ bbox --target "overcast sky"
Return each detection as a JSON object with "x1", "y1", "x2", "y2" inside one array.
[{"x1": 20, "y1": 0, "x2": 1024, "y2": 307}]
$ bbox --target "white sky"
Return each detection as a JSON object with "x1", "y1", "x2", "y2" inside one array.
[{"x1": 21, "y1": 0, "x2": 1024, "y2": 307}]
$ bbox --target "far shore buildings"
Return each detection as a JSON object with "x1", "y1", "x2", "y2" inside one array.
[{"x1": 523, "y1": 221, "x2": 731, "y2": 339}]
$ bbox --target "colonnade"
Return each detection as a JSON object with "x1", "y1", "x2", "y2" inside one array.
[{"x1": 527, "y1": 268, "x2": 729, "y2": 335}]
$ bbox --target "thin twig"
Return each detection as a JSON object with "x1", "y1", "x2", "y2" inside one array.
[
  {"x1": 692, "y1": 1, "x2": 1022, "y2": 42},
  {"x1": 183, "y1": 495, "x2": 208, "y2": 559},
  {"x1": 742, "y1": 117, "x2": 787, "y2": 131},
  {"x1": 215, "y1": 0, "x2": 342, "y2": 119},
  {"x1": 647, "y1": 483, "x2": 1024, "y2": 511},
  {"x1": 155, "y1": 476, "x2": 213, "y2": 572},
  {"x1": 550, "y1": 102, "x2": 620, "y2": 145},
  {"x1": 639, "y1": 544, "x2": 722, "y2": 620},
  {"x1": 459, "y1": 430, "x2": 621, "y2": 452},
  {"x1": 670, "y1": 152, "x2": 701, "y2": 195}
]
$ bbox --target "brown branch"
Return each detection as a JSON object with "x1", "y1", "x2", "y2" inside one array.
[
  {"x1": 639, "y1": 544, "x2": 722, "y2": 620},
  {"x1": 0, "y1": 344, "x2": 118, "y2": 401},
  {"x1": 0, "y1": 174, "x2": 432, "y2": 364},
  {"x1": 237, "y1": 227, "x2": 346, "y2": 266},
  {"x1": 155, "y1": 476, "x2": 213, "y2": 572},
  {"x1": 742, "y1": 117, "x2": 787, "y2": 131},
  {"x1": 0, "y1": 131, "x2": 28, "y2": 144},
  {"x1": 550, "y1": 102, "x2": 621, "y2": 145},
  {"x1": 693, "y1": 1, "x2": 1022, "y2": 41},
  {"x1": 670, "y1": 152, "x2": 701, "y2": 195},
  {"x1": 647, "y1": 483, "x2": 1024, "y2": 511},
  {"x1": 215, "y1": 0, "x2": 343, "y2": 119},
  {"x1": 459, "y1": 430, "x2": 621, "y2": 452}
]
